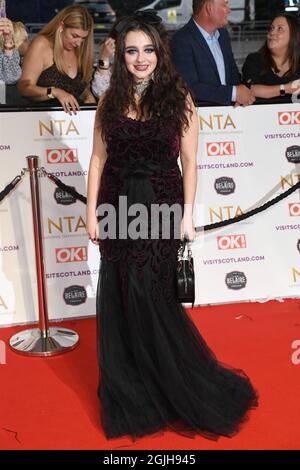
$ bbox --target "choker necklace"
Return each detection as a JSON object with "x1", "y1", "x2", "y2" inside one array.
[{"x1": 134, "y1": 78, "x2": 152, "y2": 97}]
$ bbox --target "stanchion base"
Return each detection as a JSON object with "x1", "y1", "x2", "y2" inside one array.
[{"x1": 9, "y1": 327, "x2": 79, "y2": 356}]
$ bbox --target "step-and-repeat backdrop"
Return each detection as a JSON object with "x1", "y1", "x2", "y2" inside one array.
[{"x1": 0, "y1": 104, "x2": 300, "y2": 326}]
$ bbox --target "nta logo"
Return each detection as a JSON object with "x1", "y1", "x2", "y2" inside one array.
[
  {"x1": 278, "y1": 111, "x2": 300, "y2": 125},
  {"x1": 47, "y1": 216, "x2": 86, "y2": 234},
  {"x1": 199, "y1": 114, "x2": 236, "y2": 131},
  {"x1": 217, "y1": 235, "x2": 246, "y2": 250},
  {"x1": 292, "y1": 267, "x2": 300, "y2": 283},
  {"x1": 225, "y1": 271, "x2": 247, "y2": 290},
  {"x1": 206, "y1": 141, "x2": 236, "y2": 157},
  {"x1": 47, "y1": 148, "x2": 78, "y2": 164},
  {"x1": 39, "y1": 119, "x2": 79, "y2": 136},
  {"x1": 289, "y1": 203, "x2": 300, "y2": 217},
  {"x1": 209, "y1": 206, "x2": 243, "y2": 222},
  {"x1": 214, "y1": 177, "x2": 236, "y2": 195},
  {"x1": 0, "y1": 295, "x2": 8, "y2": 310},
  {"x1": 63, "y1": 285, "x2": 87, "y2": 306},
  {"x1": 56, "y1": 246, "x2": 87, "y2": 263}
]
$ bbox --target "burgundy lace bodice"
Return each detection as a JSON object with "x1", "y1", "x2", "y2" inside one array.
[{"x1": 98, "y1": 116, "x2": 184, "y2": 274}]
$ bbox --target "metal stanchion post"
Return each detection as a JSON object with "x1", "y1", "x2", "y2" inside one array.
[{"x1": 9, "y1": 156, "x2": 79, "y2": 356}]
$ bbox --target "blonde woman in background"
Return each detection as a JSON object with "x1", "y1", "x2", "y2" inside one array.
[
  {"x1": 18, "y1": 4, "x2": 95, "y2": 114},
  {"x1": 0, "y1": 17, "x2": 21, "y2": 85},
  {"x1": 13, "y1": 21, "x2": 30, "y2": 58}
]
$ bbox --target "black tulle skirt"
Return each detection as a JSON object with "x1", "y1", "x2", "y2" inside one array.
[{"x1": 96, "y1": 253, "x2": 258, "y2": 441}]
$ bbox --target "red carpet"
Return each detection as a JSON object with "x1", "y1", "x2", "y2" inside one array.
[{"x1": 0, "y1": 299, "x2": 300, "y2": 450}]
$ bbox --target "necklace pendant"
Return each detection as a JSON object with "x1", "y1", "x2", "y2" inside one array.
[{"x1": 134, "y1": 78, "x2": 152, "y2": 97}]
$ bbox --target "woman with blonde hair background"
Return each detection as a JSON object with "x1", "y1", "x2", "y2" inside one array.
[
  {"x1": 0, "y1": 16, "x2": 21, "y2": 85},
  {"x1": 13, "y1": 21, "x2": 29, "y2": 58},
  {"x1": 18, "y1": 4, "x2": 95, "y2": 113}
]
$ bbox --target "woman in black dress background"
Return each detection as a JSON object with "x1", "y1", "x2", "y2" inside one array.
[
  {"x1": 242, "y1": 14, "x2": 300, "y2": 101},
  {"x1": 87, "y1": 11, "x2": 258, "y2": 441}
]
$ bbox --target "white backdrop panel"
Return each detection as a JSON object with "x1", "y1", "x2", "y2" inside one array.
[{"x1": 0, "y1": 104, "x2": 299, "y2": 326}]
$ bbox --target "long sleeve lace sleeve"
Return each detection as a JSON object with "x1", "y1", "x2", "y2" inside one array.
[
  {"x1": 91, "y1": 69, "x2": 112, "y2": 98},
  {"x1": 0, "y1": 48, "x2": 22, "y2": 85}
]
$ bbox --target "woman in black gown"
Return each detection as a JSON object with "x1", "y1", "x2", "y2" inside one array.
[{"x1": 86, "y1": 11, "x2": 258, "y2": 441}]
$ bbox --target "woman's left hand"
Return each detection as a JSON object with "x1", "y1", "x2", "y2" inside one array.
[
  {"x1": 180, "y1": 215, "x2": 195, "y2": 241},
  {"x1": 100, "y1": 37, "x2": 115, "y2": 61},
  {"x1": 52, "y1": 88, "x2": 80, "y2": 115}
]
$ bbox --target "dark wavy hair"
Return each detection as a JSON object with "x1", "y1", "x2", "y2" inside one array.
[
  {"x1": 96, "y1": 19, "x2": 192, "y2": 137},
  {"x1": 260, "y1": 13, "x2": 300, "y2": 76}
]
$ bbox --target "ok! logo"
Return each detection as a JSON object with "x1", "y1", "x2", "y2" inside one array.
[
  {"x1": 46, "y1": 148, "x2": 78, "y2": 164},
  {"x1": 278, "y1": 111, "x2": 300, "y2": 125},
  {"x1": 217, "y1": 235, "x2": 247, "y2": 250},
  {"x1": 55, "y1": 246, "x2": 87, "y2": 263},
  {"x1": 289, "y1": 203, "x2": 300, "y2": 217},
  {"x1": 206, "y1": 141, "x2": 236, "y2": 157}
]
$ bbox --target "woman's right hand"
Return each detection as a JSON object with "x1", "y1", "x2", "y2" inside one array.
[
  {"x1": 86, "y1": 212, "x2": 100, "y2": 245},
  {"x1": 52, "y1": 87, "x2": 80, "y2": 115},
  {"x1": 180, "y1": 214, "x2": 195, "y2": 242}
]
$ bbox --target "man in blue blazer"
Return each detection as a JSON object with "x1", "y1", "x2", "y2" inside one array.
[{"x1": 171, "y1": 0, "x2": 255, "y2": 106}]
